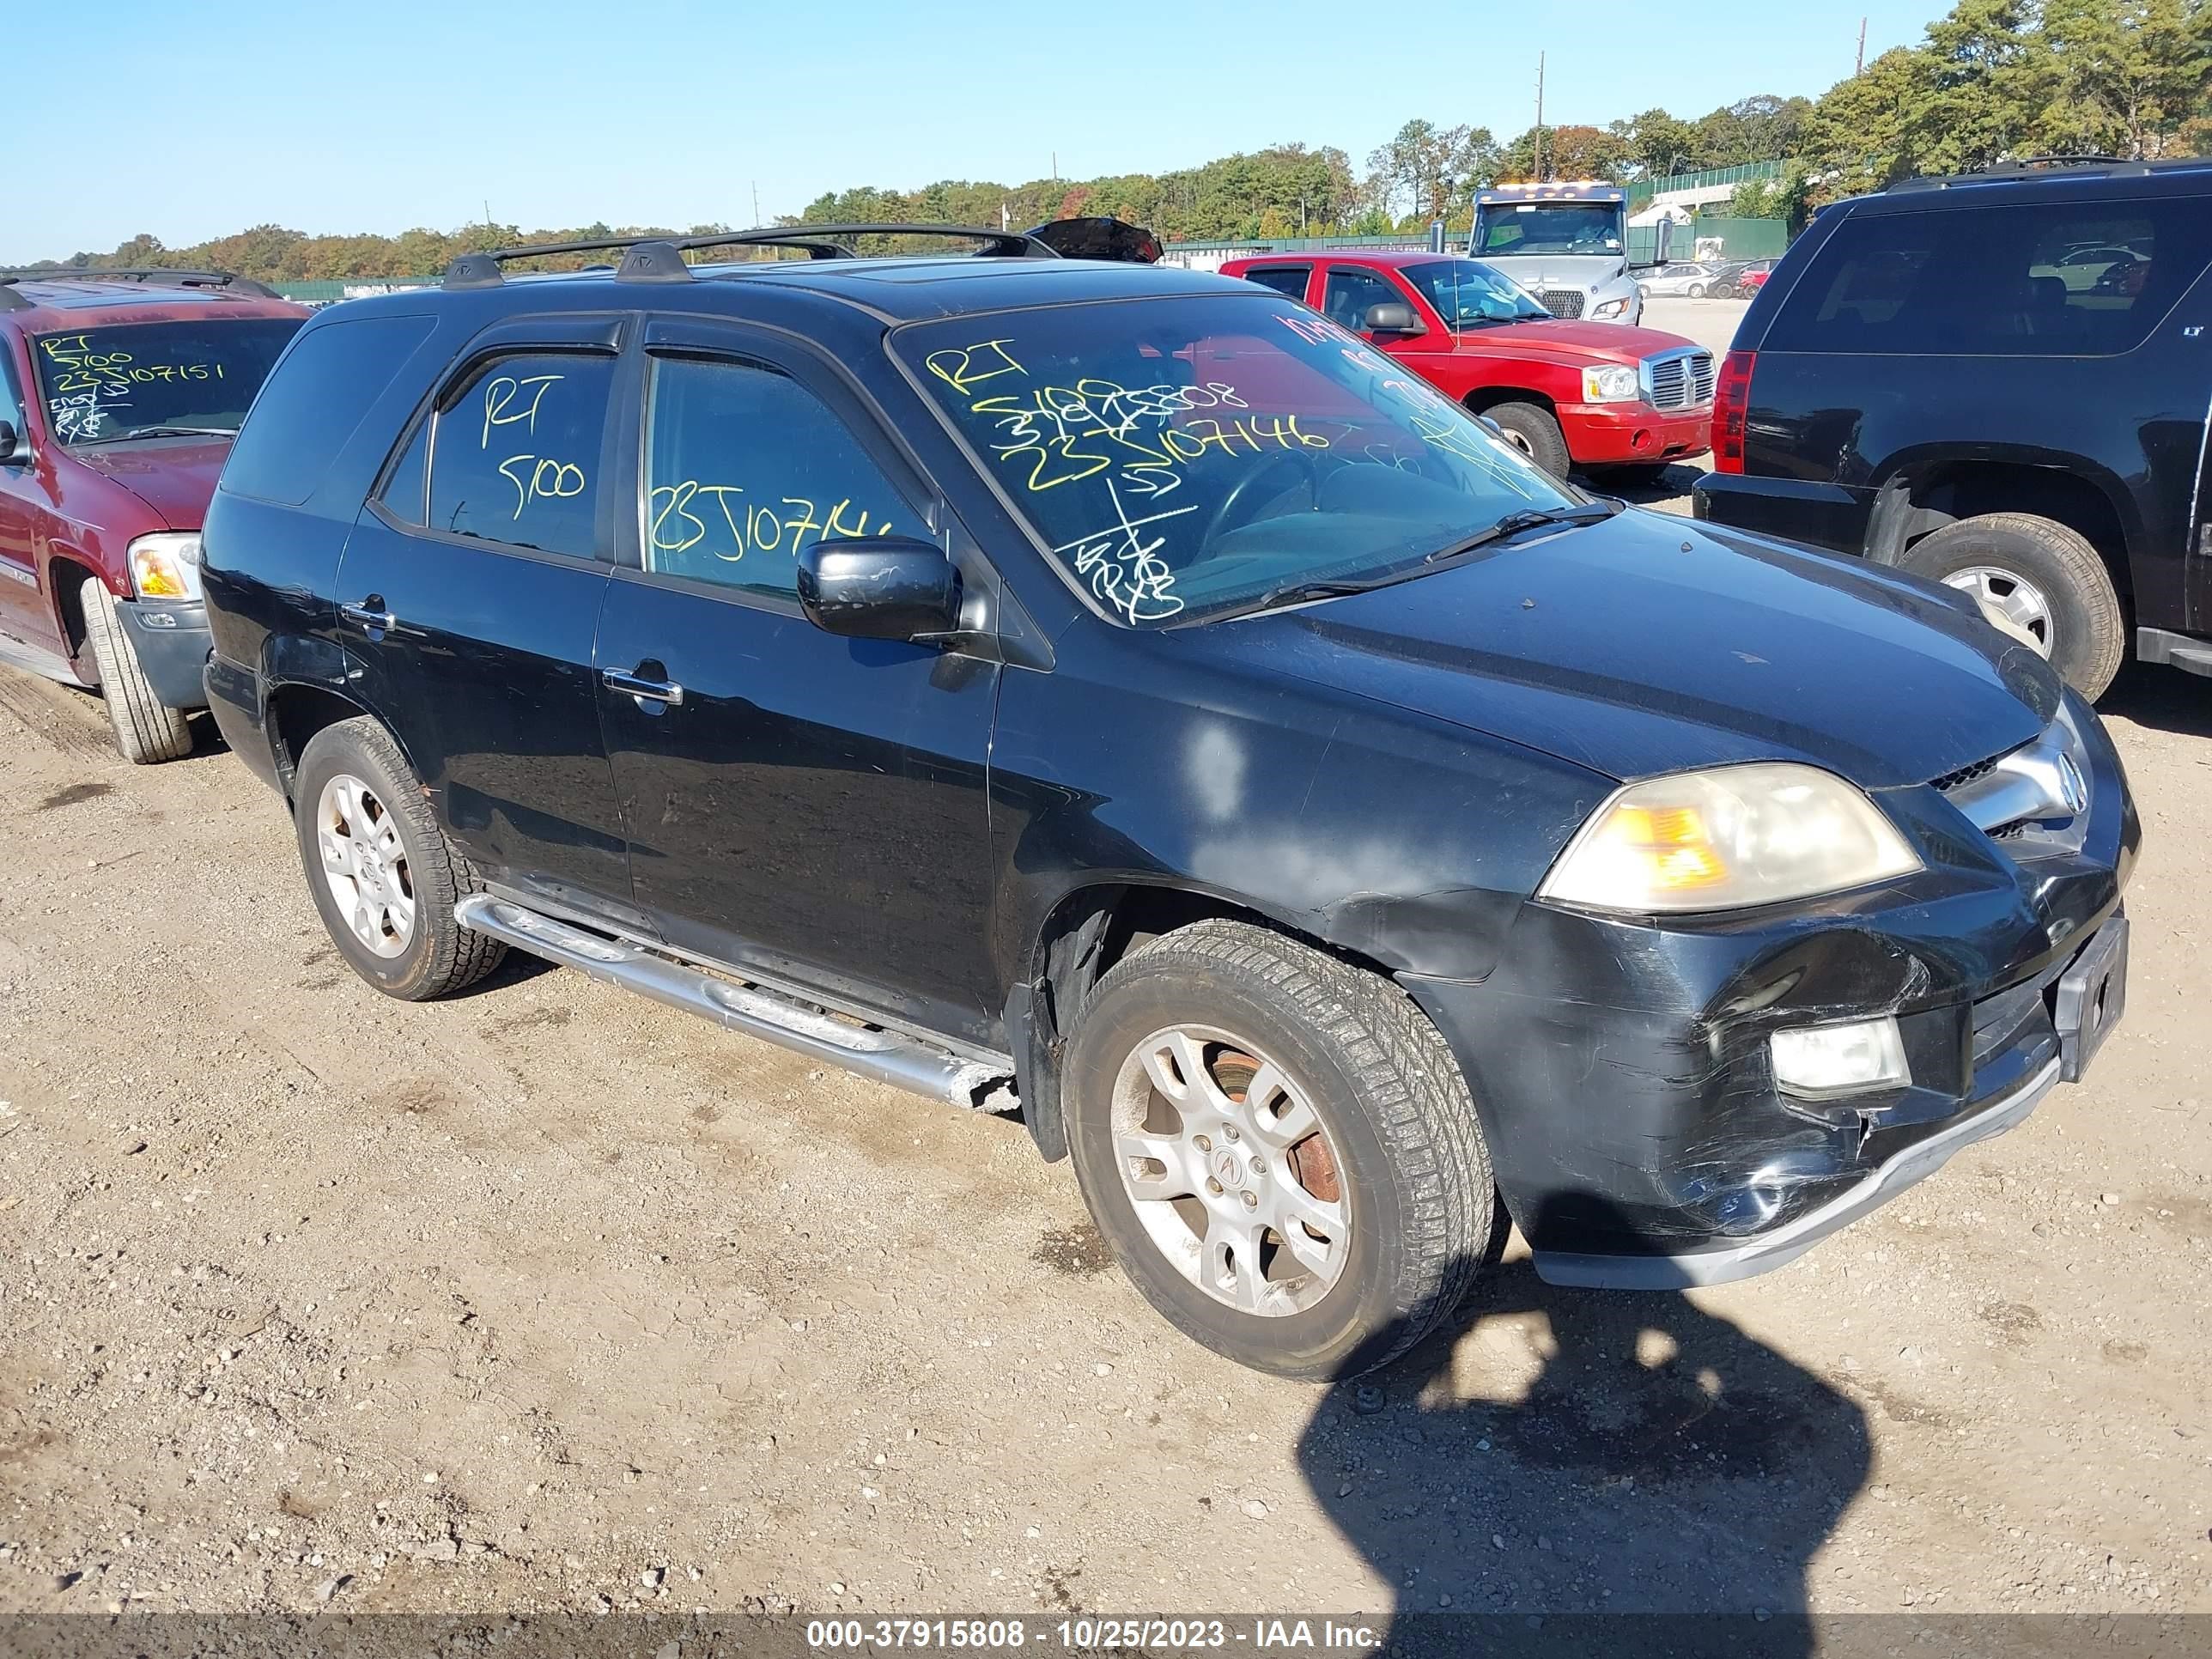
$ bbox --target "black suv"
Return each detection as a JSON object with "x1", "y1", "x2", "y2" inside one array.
[
  {"x1": 202, "y1": 225, "x2": 2135, "y2": 1377},
  {"x1": 1694, "y1": 157, "x2": 2212, "y2": 699}
]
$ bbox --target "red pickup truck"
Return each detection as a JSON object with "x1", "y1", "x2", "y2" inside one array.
[{"x1": 1219, "y1": 250, "x2": 1711, "y2": 484}]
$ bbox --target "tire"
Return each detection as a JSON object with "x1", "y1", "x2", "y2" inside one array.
[
  {"x1": 1481, "y1": 399, "x2": 1571, "y2": 480},
  {"x1": 1062, "y1": 920, "x2": 1493, "y2": 1380},
  {"x1": 1899, "y1": 512, "x2": 2125, "y2": 699},
  {"x1": 78, "y1": 576, "x2": 191, "y2": 764},
  {"x1": 1686, "y1": 283, "x2": 1706, "y2": 299},
  {"x1": 292, "y1": 716, "x2": 507, "y2": 1000}
]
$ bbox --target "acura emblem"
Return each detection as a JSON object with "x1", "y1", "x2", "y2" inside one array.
[{"x1": 2056, "y1": 753, "x2": 2088, "y2": 815}]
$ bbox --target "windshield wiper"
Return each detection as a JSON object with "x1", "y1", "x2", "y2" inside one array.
[
  {"x1": 76, "y1": 424, "x2": 234, "y2": 444},
  {"x1": 1424, "y1": 501, "x2": 1620, "y2": 563}
]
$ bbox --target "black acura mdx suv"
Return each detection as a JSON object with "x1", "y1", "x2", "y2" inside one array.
[
  {"x1": 1695, "y1": 157, "x2": 2212, "y2": 700},
  {"x1": 200, "y1": 225, "x2": 2136, "y2": 1377}
]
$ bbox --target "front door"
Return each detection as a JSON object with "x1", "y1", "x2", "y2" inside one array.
[
  {"x1": 0, "y1": 341, "x2": 63, "y2": 672},
  {"x1": 593, "y1": 325, "x2": 1000, "y2": 1045},
  {"x1": 332, "y1": 322, "x2": 640, "y2": 926}
]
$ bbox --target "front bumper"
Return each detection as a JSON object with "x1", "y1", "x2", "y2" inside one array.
[
  {"x1": 1401, "y1": 702, "x2": 2137, "y2": 1287},
  {"x1": 116, "y1": 599, "x2": 212, "y2": 711},
  {"x1": 1564, "y1": 401, "x2": 1711, "y2": 466}
]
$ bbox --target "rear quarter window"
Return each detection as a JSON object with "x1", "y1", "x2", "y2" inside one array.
[
  {"x1": 1765, "y1": 195, "x2": 2212, "y2": 357},
  {"x1": 222, "y1": 313, "x2": 437, "y2": 505}
]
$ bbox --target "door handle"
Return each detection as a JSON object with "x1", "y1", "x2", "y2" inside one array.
[
  {"x1": 602, "y1": 665, "x2": 684, "y2": 706},
  {"x1": 338, "y1": 598, "x2": 398, "y2": 633}
]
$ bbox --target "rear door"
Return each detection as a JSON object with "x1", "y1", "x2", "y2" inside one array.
[
  {"x1": 592, "y1": 318, "x2": 1001, "y2": 1043},
  {"x1": 334, "y1": 318, "x2": 641, "y2": 925},
  {"x1": 1237, "y1": 264, "x2": 1314, "y2": 302}
]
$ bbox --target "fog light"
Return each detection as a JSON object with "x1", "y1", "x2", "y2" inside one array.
[{"x1": 1770, "y1": 1017, "x2": 1909, "y2": 1098}]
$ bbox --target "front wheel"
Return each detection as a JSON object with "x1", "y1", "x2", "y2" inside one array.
[
  {"x1": 78, "y1": 576, "x2": 192, "y2": 764},
  {"x1": 1480, "y1": 399, "x2": 1571, "y2": 480},
  {"x1": 1063, "y1": 921, "x2": 1494, "y2": 1379},
  {"x1": 1901, "y1": 513, "x2": 2125, "y2": 699}
]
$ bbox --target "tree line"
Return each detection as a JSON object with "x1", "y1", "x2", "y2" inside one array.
[{"x1": 12, "y1": 0, "x2": 2206, "y2": 280}]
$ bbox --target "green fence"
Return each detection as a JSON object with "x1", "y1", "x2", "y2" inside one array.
[
  {"x1": 272, "y1": 278, "x2": 435, "y2": 304},
  {"x1": 1626, "y1": 159, "x2": 1787, "y2": 208},
  {"x1": 1686, "y1": 216, "x2": 1790, "y2": 260}
]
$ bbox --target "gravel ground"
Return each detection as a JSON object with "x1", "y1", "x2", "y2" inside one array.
[{"x1": 2, "y1": 432, "x2": 2208, "y2": 1628}]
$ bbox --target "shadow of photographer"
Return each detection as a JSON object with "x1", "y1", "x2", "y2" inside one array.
[{"x1": 1297, "y1": 1196, "x2": 1870, "y2": 1656}]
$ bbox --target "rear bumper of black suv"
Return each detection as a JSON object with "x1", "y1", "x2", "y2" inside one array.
[{"x1": 1399, "y1": 700, "x2": 2138, "y2": 1289}]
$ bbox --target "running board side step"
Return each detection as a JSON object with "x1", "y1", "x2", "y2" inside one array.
[{"x1": 454, "y1": 895, "x2": 1017, "y2": 1111}]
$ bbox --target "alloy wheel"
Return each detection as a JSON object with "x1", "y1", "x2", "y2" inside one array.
[
  {"x1": 1109, "y1": 1024, "x2": 1350, "y2": 1316},
  {"x1": 314, "y1": 773, "x2": 416, "y2": 957},
  {"x1": 1942, "y1": 565, "x2": 2055, "y2": 656}
]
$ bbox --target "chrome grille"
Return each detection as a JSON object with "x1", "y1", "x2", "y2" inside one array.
[
  {"x1": 1538, "y1": 289, "x2": 1584, "y2": 319},
  {"x1": 1642, "y1": 349, "x2": 1716, "y2": 410}
]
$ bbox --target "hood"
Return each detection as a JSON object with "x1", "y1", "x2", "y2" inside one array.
[
  {"x1": 1474, "y1": 252, "x2": 1626, "y2": 291},
  {"x1": 67, "y1": 437, "x2": 231, "y2": 532},
  {"x1": 1448, "y1": 319, "x2": 1694, "y2": 368},
  {"x1": 1207, "y1": 509, "x2": 2059, "y2": 789}
]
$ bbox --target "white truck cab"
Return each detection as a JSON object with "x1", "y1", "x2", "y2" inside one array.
[{"x1": 1470, "y1": 183, "x2": 1664, "y2": 326}]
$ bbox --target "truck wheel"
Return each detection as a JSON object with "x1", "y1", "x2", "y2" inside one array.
[
  {"x1": 1902, "y1": 513, "x2": 2125, "y2": 699},
  {"x1": 1480, "y1": 400, "x2": 1571, "y2": 480},
  {"x1": 78, "y1": 575, "x2": 192, "y2": 764},
  {"x1": 291, "y1": 716, "x2": 507, "y2": 1000},
  {"x1": 1062, "y1": 920, "x2": 1493, "y2": 1380}
]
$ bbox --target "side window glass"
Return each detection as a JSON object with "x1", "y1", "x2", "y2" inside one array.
[
  {"x1": 0, "y1": 356, "x2": 22, "y2": 433},
  {"x1": 1243, "y1": 266, "x2": 1310, "y2": 301},
  {"x1": 644, "y1": 356, "x2": 913, "y2": 601},
  {"x1": 378, "y1": 416, "x2": 431, "y2": 526},
  {"x1": 426, "y1": 352, "x2": 615, "y2": 557},
  {"x1": 1322, "y1": 268, "x2": 1408, "y2": 333}
]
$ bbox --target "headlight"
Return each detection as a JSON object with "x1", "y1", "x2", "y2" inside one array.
[
  {"x1": 1581, "y1": 364, "x2": 1640, "y2": 402},
  {"x1": 128, "y1": 532, "x2": 204, "y2": 602},
  {"x1": 1539, "y1": 763, "x2": 1923, "y2": 914},
  {"x1": 1592, "y1": 297, "x2": 1632, "y2": 319}
]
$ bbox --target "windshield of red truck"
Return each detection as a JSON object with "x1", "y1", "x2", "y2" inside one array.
[
  {"x1": 896, "y1": 293, "x2": 1571, "y2": 627},
  {"x1": 31, "y1": 318, "x2": 302, "y2": 446},
  {"x1": 1477, "y1": 204, "x2": 1623, "y2": 257}
]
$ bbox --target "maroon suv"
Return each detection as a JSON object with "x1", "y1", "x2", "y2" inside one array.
[{"x1": 0, "y1": 270, "x2": 306, "y2": 761}]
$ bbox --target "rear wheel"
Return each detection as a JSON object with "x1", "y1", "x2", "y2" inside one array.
[
  {"x1": 1900, "y1": 512, "x2": 2124, "y2": 698},
  {"x1": 78, "y1": 576, "x2": 191, "y2": 764},
  {"x1": 292, "y1": 717, "x2": 507, "y2": 1000},
  {"x1": 1062, "y1": 920, "x2": 1493, "y2": 1379},
  {"x1": 1480, "y1": 399, "x2": 1571, "y2": 480}
]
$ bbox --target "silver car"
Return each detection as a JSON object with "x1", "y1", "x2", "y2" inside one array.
[{"x1": 1638, "y1": 261, "x2": 1722, "y2": 299}]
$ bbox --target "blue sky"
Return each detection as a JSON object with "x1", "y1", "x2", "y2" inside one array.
[{"x1": 12, "y1": 0, "x2": 1944, "y2": 260}]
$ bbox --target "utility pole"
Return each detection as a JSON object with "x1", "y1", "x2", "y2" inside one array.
[
  {"x1": 751, "y1": 180, "x2": 762, "y2": 226},
  {"x1": 1534, "y1": 52, "x2": 1546, "y2": 182},
  {"x1": 1856, "y1": 16, "x2": 1867, "y2": 75}
]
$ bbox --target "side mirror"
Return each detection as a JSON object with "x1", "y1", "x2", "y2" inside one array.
[
  {"x1": 0, "y1": 421, "x2": 24, "y2": 465},
  {"x1": 1363, "y1": 302, "x2": 1419, "y2": 334},
  {"x1": 797, "y1": 537, "x2": 963, "y2": 642}
]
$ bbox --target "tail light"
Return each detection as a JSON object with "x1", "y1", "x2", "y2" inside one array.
[{"x1": 1711, "y1": 349, "x2": 1754, "y2": 475}]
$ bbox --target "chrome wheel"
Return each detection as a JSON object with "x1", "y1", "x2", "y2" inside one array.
[
  {"x1": 1942, "y1": 565, "x2": 2055, "y2": 656},
  {"x1": 1109, "y1": 1025, "x2": 1350, "y2": 1317},
  {"x1": 1496, "y1": 426, "x2": 1536, "y2": 459},
  {"x1": 314, "y1": 774, "x2": 416, "y2": 958}
]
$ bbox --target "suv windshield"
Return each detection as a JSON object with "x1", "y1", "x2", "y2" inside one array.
[
  {"x1": 1399, "y1": 259, "x2": 1552, "y2": 328},
  {"x1": 1478, "y1": 204, "x2": 1623, "y2": 257},
  {"x1": 32, "y1": 318, "x2": 302, "y2": 446},
  {"x1": 897, "y1": 294, "x2": 1574, "y2": 626}
]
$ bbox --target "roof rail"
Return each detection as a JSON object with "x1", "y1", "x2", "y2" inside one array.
[
  {"x1": 442, "y1": 223, "x2": 1058, "y2": 289},
  {"x1": 1885, "y1": 154, "x2": 2197, "y2": 192},
  {"x1": 0, "y1": 266, "x2": 280, "y2": 298}
]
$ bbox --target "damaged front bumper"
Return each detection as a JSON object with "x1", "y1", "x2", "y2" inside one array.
[{"x1": 1402, "y1": 700, "x2": 2139, "y2": 1290}]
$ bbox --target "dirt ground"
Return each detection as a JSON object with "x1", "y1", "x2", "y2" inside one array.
[{"x1": 3, "y1": 480, "x2": 2209, "y2": 1630}]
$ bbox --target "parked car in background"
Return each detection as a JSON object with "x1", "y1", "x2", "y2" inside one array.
[
  {"x1": 1638, "y1": 260, "x2": 1723, "y2": 298},
  {"x1": 199, "y1": 223, "x2": 2132, "y2": 1377},
  {"x1": 1737, "y1": 264, "x2": 1772, "y2": 296},
  {"x1": 1695, "y1": 155, "x2": 2212, "y2": 699},
  {"x1": 1710, "y1": 260, "x2": 1771, "y2": 298},
  {"x1": 1223, "y1": 251, "x2": 1711, "y2": 483},
  {"x1": 0, "y1": 270, "x2": 306, "y2": 760}
]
